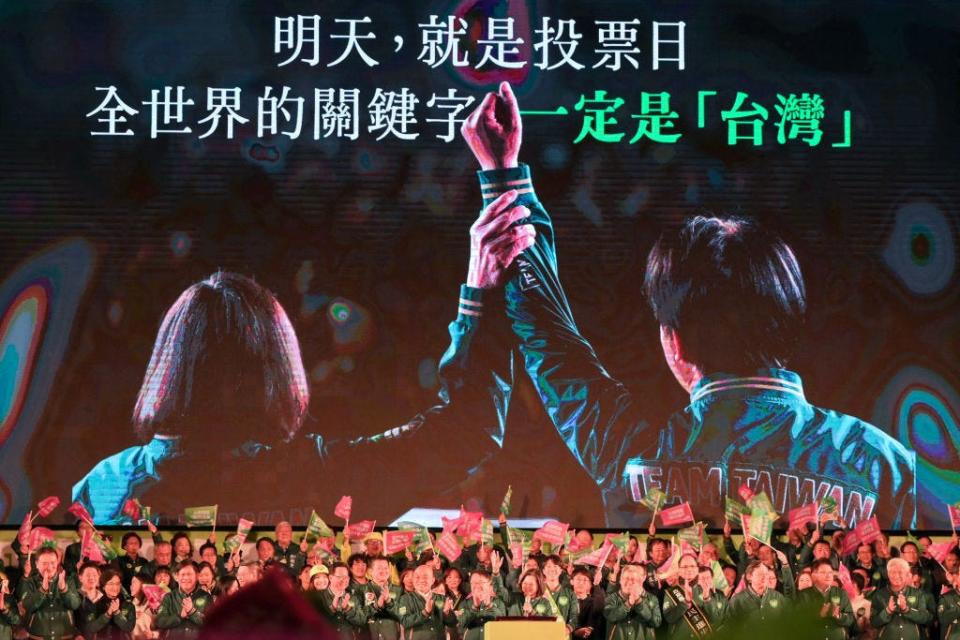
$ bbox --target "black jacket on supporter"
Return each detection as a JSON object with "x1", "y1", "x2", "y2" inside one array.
[{"x1": 574, "y1": 586, "x2": 607, "y2": 640}]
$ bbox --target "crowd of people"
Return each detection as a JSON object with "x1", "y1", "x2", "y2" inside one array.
[{"x1": 0, "y1": 513, "x2": 958, "y2": 640}]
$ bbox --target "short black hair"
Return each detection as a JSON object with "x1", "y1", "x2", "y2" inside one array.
[
  {"x1": 99, "y1": 568, "x2": 122, "y2": 587},
  {"x1": 745, "y1": 559, "x2": 766, "y2": 579},
  {"x1": 122, "y1": 532, "x2": 142, "y2": 547},
  {"x1": 79, "y1": 561, "x2": 102, "y2": 574},
  {"x1": 850, "y1": 571, "x2": 866, "y2": 592},
  {"x1": 347, "y1": 553, "x2": 368, "y2": 567},
  {"x1": 811, "y1": 558, "x2": 833, "y2": 572},
  {"x1": 133, "y1": 272, "x2": 309, "y2": 446},
  {"x1": 570, "y1": 567, "x2": 592, "y2": 581},
  {"x1": 644, "y1": 216, "x2": 806, "y2": 374},
  {"x1": 170, "y1": 532, "x2": 193, "y2": 555},
  {"x1": 176, "y1": 560, "x2": 198, "y2": 574}
]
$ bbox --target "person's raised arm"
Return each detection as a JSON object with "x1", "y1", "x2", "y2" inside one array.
[{"x1": 466, "y1": 82, "x2": 654, "y2": 494}]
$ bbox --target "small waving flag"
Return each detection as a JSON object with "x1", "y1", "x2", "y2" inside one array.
[
  {"x1": 384, "y1": 529, "x2": 417, "y2": 555},
  {"x1": 534, "y1": 520, "x2": 569, "y2": 545},
  {"x1": 659, "y1": 502, "x2": 695, "y2": 527},
  {"x1": 36, "y1": 496, "x2": 60, "y2": 519},
  {"x1": 639, "y1": 487, "x2": 667, "y2": 513},
  {"x1": 334, "y1": 496, "x2": 352, "y2": 521},
  {"x1": 437, "y1": 531, "x2": 462, "y2": 561},
  {"x1": 18, "y1": 511, "x2": 33, "y2": 546},
  {"x1": 345, "y1": 520, "x2": 376, "y2": 540},
  {"x1": 500, "y1": 485, "x2": 513, "y2": 516},
  {"x1": 68, "y1": 501, "x2": 94, "y2": 526}
]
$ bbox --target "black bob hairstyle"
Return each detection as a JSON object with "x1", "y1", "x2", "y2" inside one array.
[
  {"x1": 132, "y1": 271, "x2": 309, "y2": 446},
  {"x1": 643, "y1": 215, "x2": 806, "y2": 375}
]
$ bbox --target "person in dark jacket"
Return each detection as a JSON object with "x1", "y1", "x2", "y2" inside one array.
[
  {"x1": 570, "y1": 566, "x2": 606, "y2": 639},
  {"x1": 80, "y1": 568, "x2": 136, "y2": 640},
  {"x1": 0, "y1": 571, "x2": 21, "y2": 640}
]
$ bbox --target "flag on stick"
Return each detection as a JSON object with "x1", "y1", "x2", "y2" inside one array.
[
  {"x1": 725, "y1": 497, "x2": 750, "y2": 525},
  {"x1": 659, "y1": 502, "x2": 695, "y2": 527},
  {"x1": 574, "y1": 542, "x2": 614, "y2": 567},
  {"x1": 947, "y1": 503, "x2": 960, "y2": 531},
  {"x1": 639, "y1": 487, "x2": 667, "y2": 513},
  {"x1": 68, "y1": 502, "x2": 94, "y2": 526},
  {"x1": 305, "y1": 511, "x2": 334, "y2": 542},
  {"x1": 788, "y1": 502, "x2": 818, "y2": 530},
  {"x1": 534, "y1": 521, "x2": 570, "y2": 545},
  {"x1": 384, "y1": 530, "x2": 417, "y2": 555},
  {"x1": 500, "y1": 486, "x2": 513, "y2": 516},
  {"x1": 437, "y1": 531, "x2": 462, "y2": 561},
  {"x1": 18, "y1": 511, "x2": 32, "y2": 547},
  {"x1": 35, "y1": 497, "x2": 60, "y2": 519},
  {"x1": 334, "y1": 496, "x2": 352, "y2": 520},
  {"x1": 345, "y1": 520, "x2": 376, "y2": 540},
  {"x1": 183, "y1": 505, "x2": 218, "y2": 528}
]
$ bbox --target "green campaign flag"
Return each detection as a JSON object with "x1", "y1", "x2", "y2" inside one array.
[
  {"x1": 394, "y1": 523, "x2": 433, "y2": 554},
  {"x1": 639, "y1": 487, "x2": 667, "y2": 513},
  {"x1": 500, "y1": 485, "x2": 513, "y2": 516},
  {"x1": 184, "y1": 505, "x2": 218, "y2": 528},
  {"x1": 747, "y1": 513, "x2": 774, "y2": 546},
  {"x1": 725, "y1": 497, "x2": 750, "y2": 524},
  {"x1": 506, "y1": 526, "x2": 531, "y2": 545},
  {"x1": 479, "y1": 519, "x2": 495, "y2": 546},
  {"x1": 610, "y1": 532, "x2": 631, "y2": 554},
  {"x1": 224, "y1": 534, "x2": 243, "y2": 553},
  {"x1": 678, "y1": 523, "x2": 704, "y2": 549},
  {"x1": 305, "y1": 511, "x2": 334, "y2": 542},
  {"x1": 750, "y1": 492, "x2": 776, "y2": 518},
  {"x1": 710, "y1": 560, "x2": 730, "y2": 592}
]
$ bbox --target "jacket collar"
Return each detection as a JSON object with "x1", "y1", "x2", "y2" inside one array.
[{"x1": 690, "y1": 369, "x2": 805, "y2": 405}]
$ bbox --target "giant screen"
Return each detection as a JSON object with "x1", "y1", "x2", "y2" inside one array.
[{"x1": 1, "y1": 0, "x2": 958, "y2": 530}]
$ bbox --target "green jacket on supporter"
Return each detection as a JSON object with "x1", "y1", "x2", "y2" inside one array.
[
  {"x1": 939, "y1": 589, "x2": 960, "y2": 640},
  {"x1": 308, "y1": 589, "x2": 368, "y2": 639},
  {"x1": 796, "y1": 585, "x2": 855, "y2": 640},
  {"x1": 366, "y1": 582, "x2": 403, "y2": 640},
  {"x1": 457, "y1": 596, "x2": 506, "y2": 640},
  {"x1": 869, "y1": 586, "x2": 934, "y2": 640},
  {"x1": 727, "y1": 586, "x2": 788, "y2": 623},
  {"x1": 0, "y1": 592, "x2": 21, "y2": 640},
  {"x1": 154, "y1": 586, "x2": 213, "y2": 638},
  {"x1": 396, "y1": 591, "x2": 454, "y2": 640},
  {"x1": 603, "y1": 590, "x2": 661, "y2": 640},
  {"x1": 349, "y1": 579, "x2": 377, "y2": 607},
  {"x1": 662, "y1": 585, "x2": 726, "y2": 639},
  {"x1": 20, "y1": 574, "x2": 82, "y2": 640},
  {"x1": 543, "y1": 582, "x2": 579, "y2": 630}
]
